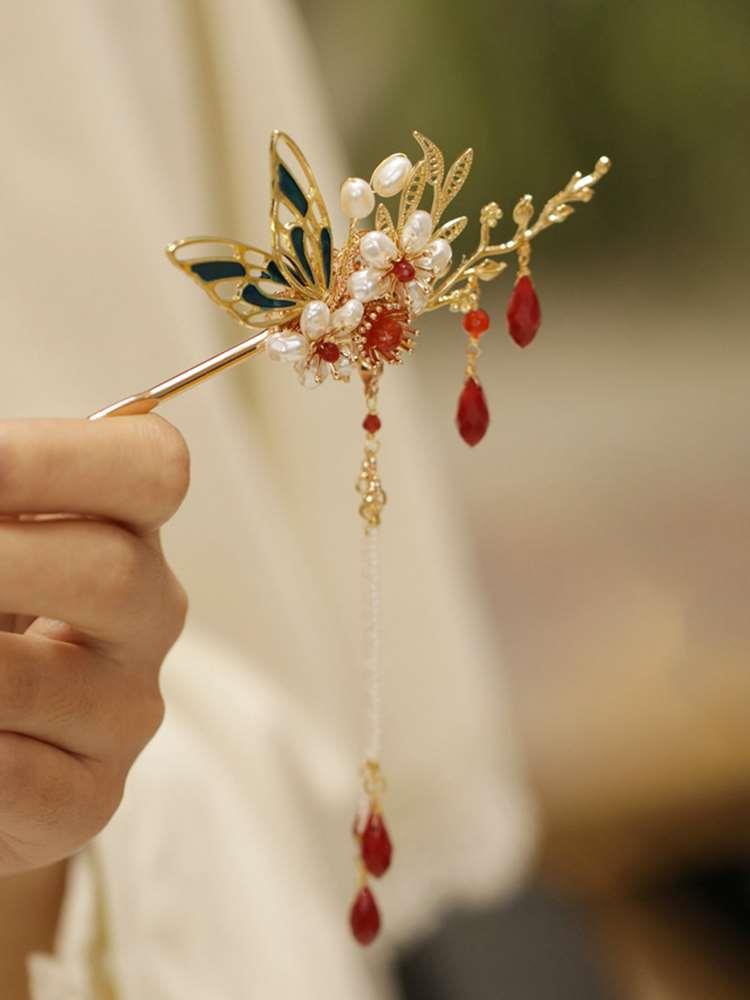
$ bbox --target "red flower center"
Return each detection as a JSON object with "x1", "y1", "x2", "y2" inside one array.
[
  {"x1": 318, "y1": 341, "x2": 341, "y2": 363},
  {"x1": 366, "y1": 314, "x2": 404, "y2": 355},
  {"x1": 391, "y1": 258, "x2": 415, "y2": 283}
]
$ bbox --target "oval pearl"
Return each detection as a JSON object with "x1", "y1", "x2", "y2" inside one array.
[
  {"x1": 406, "y1": 280, "x2": 428, "y2": 314},
  {"x1": 340, "y1": 178, "x2": 375, "y2": 220},
  {"x1": 296, "y1": 361, "x2": 327, "y2": 388},
  {"x1": 300, "y1": 300, "x2": 330, "y2": 338},
  {"x1": 419, "y1": 238, "x2": 452, "y2": 277},
  {"x1": 348, "y1": 268, "x2": 383, "y2": 302},
  {"x1": 265, "y1": 331, "x2": 307, "y2": 363},
  {"x1": 401, "y1": 210, "x2": 433, "y2": 253},
  {"x1": 371, "y1": 153, "x2": 412, "y2": 197},
  {"x1": 331, "y1": 298, "x2": 364, "y2": 334},
  {"x1": 335, "y1": 352, "x2": 355, "y2": 376},
  {"x1": 359, "y1": 230, "x2": 397, "y2": 269}
]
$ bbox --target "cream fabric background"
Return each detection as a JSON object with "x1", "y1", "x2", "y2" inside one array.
[{"x1": 0, "y1": 1, "x2": 534, "y2": 996}]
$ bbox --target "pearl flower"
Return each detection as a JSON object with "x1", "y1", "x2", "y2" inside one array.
[
  {"x1": 347, "y1": 210, "x2": 452, "y2": 316},
  {"x1": 266, "y1": 297, "x2": 363, "y2": 388}
]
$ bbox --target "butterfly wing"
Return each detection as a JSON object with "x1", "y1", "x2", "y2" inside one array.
[
  {"x1": 167, "y1": 134, "x2": 333, "y2": 331},
  {"x1": 166, "y1": 237, "x2": 306, "y2": 330},
  {"x1": 270, "y1": 131, "x2": 333, "y2": 296}
]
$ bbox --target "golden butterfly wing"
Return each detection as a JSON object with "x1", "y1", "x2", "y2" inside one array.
[
  {"x1": 166, "y1": 237, "x2": 306, "y2": 331},
  {"x1": 269, "y1": 131, "x2": 333, "y2": 297}
]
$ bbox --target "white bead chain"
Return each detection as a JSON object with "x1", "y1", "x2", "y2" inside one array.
[{"x1": 362, "y1": 526, "x2": 382, "y2": 762}]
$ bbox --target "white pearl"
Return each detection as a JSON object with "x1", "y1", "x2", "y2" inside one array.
[
  {"x1": 300, "y1": 300, "x2": 330, "y2": 338},
  {"x1": 348, "y1": 268, "x2": 383, "y2": 302},
  {"x1": 296, "y1": 361, "x2": 327, "y2": 388},
  {"x1": 265, "y1": 331, "x2": 307, "y2": 363},
  {"x1": 339, "y1": 178, "x2": 375, "y2": 220},
  {"x1": 401, "y1": 210, "x2": 433, "y2": 253},
  {"x1": 335, "y1": 352, "x2": 355, "y2": 376},
  {"x1": 406, "y1": 280, "x2": 428, "y2": 314},
  {"x1": 371, "y1": 153, "x2": 412, "y2": 197},
  {"x1": 419, "y1": 238, "x2": 452, "y2": 277},
  {"x1": 359, "y1": 230, "x2": 397, "y2": 269},
  {"x1": 330, "y1": 298, "x2": 364, "y2": 334}
]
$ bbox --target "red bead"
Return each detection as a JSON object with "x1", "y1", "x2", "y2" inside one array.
[
  {"x1": 392, "y1": 259, "x2": 416, "y2": 283},
  {"x1": 363, "y1": 413, "x2": 382, "y2": 434},
  {"x1": 506, "y1": 275, "x2": 541, "y2": 347},
  {"x1": 456, "y1": 377, "x2": 490, "y2": 446},
  {"x1": 350, "y1": 886, "x2": 381, "y2": 946},
  {"x1": 361, "y1": 811, "x2": 393, "y2": 877},
  {"x1": 463, "y1": 308, "x2": 490, "y2": 336},
  {"x1": 366, "y1": 314, "x2": 404, "y2": 356},
  {"x1": 318, "y1": 341, "x2": 341, "y2": 363}
]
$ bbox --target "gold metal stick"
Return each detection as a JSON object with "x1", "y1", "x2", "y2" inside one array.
[{"x1": 88, "y1": 329, "x2": 269, "y2": 420}]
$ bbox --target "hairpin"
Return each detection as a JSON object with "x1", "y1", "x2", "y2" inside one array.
[{"x1": 92, "y1": 130, "x2": 610, "y2": 945}]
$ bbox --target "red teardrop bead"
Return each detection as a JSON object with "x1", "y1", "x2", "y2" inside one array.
[
  {"x1": 456, "y1": 377, "x2": 490, "y2": 446},
  {"x1": 506, "y1": 275, "x2": 541, "y2": 347},
  {"x1": 361, "y1": 811, "x2": 393, "y2": 877},
  {"x1": 350, "y1": 886, "x2": 381, "y2": 945}
]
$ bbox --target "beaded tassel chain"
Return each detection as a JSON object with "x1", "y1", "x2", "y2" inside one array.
[
  {"x1": 167, "y1": 130, "x2": 611, "y2": 944},
  {"x1": 351, "y1": 374, "x2": 392, "y2": 943}
]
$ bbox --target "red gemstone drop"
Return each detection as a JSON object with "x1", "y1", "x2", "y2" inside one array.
[
  {"x1": 506, "y1": 275, "x2": 541, "y2": 347},
  {"x1": 350, "y1": 886, "x2": 381, "y2": 946},
  {"x1": 366, "y1": 314, "x2": 404, "y2": 356},
  {"x1": 363, "y1": 413, "x2": 382, "y2": 434},
  {"x1": 361, "y1": 811, "x2": 393, "y2": 877},
  {"x1": 318, "y1": 341, "x2": 341, "y2": 363},
  {"x1": 456, "y1": 377, "x2": 490, "y2": 446},
  {"x1": 392, "y1": 258, "x2": 416, "y2": 283},
  {"x1": 463, "y1": 308, "x2": 490, "y2": 336}
]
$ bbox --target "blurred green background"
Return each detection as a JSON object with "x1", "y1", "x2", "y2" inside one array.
[{"x1": 300, "y1": 0, "x2": 749, "y2": 273}]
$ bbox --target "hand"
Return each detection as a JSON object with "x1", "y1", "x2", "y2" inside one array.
[{"x1": 0, "y1": 415, "x2": 189, "y2": 875}]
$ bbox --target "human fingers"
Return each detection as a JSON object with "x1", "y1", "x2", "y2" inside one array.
[
  {"x1": 0, "y1": 415, "x2": 190, "y2": 534},
  {"x1": 0, "y1": 518, "x2": 186, "y2": 651}
]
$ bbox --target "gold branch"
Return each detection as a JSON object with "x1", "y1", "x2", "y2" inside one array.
[{"x1": 424, "y1": 155, "x2": 611, "y2": 313}]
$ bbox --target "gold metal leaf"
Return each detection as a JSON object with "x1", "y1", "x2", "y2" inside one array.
[
  {"x1": 438, "y1": 148, "x2": 474, "y2": 219},
  {"x1": 397, "y1": 159, "x2": 428, "y2": 230},
  {"x1": 473, "y1": 258, "x2": 507, "y2": 281},
  {"x1": 375, "y1": 202, "x2": 397, "y2": 241},
  {"x1": 433, "y1": 216, "x2": 468, "y2": 243},
  {"x1": 413, "y1": 131, "x2": 444, "y2": 189}
]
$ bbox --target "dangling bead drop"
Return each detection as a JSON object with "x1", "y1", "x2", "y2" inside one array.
[
  {"x1": 350, "y1": 375, "x2": 392, "y2": 945},
  {"x1": 507, "y1": 239, "x2": 541, "y2": 347},
  {"x1": 456, "y1": 305, "x2": 490, "y2": 446},
  {"x1": 457, "y1": 377, "x2": 490, "y2": 446},
  {"x1": 350, "y1": 884, "x2": 381, "y2": 945},
  {"x1": 361, "y1": 809, "x2": 393, "y2": 877}
]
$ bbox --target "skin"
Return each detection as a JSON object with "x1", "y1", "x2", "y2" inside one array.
[{"x1": 0, "y1": 416, "x2": 189, "y2": 999}]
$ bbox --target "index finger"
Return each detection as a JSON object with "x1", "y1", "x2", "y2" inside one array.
[{"x1": 0, "y1": 416, "x2": 190, "y2": 534}]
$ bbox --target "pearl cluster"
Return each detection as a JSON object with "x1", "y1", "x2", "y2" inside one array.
[
  {"x1": 267, "y1": 149, "x2": 455, "y2": 386},
  {"x1": 348, "y1": 213, "x2": 452, "y2": 315},
  {"x1": 266, "y1": 297, "x2": 363, "y2": 387}
]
